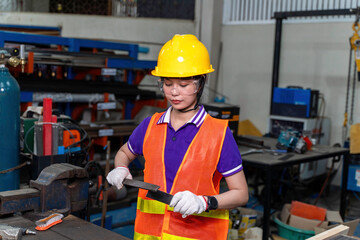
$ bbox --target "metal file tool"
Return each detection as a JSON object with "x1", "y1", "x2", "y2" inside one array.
[{"x1": 123, "y1": 179, "x2": 173, "y2": 205}]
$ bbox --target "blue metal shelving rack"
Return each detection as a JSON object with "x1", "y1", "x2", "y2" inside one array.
[{"x1": 0, "y1": 29, "x2": 157, "y2": 118}]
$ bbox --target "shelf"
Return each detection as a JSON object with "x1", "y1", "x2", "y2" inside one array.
[{"x1": 18, "y1": 77, "x2": 158, "y2": 102}]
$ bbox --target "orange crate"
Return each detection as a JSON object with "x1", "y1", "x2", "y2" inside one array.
[{"x1": 290, "y1": 201, "x2": 326, "y2": 221}]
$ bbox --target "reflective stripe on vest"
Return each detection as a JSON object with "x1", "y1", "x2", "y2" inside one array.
[
  {"x1": 134, "y1": 232, "x2": 161, "y2": 240},
  {"x1": 166, "y1": 206, "x2": 229, "y2": 220},
  {"x1": 162, "y1": 233, "x2": 198, "y2": 240},
  {"x1": 137, "y1": 196, "x2": 229, "y2": 219},
  {"x1": 137, "y1": 197, "x2": 166, "y2": 214},
  {"x1": 134, "y1": 232, "x2": 197, "y2": 240}
]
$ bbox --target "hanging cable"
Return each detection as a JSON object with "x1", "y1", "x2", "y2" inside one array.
[
  {"x1": 343, "y1": 46, "x2": 352, "y2": 143},
  {"x1": 0, "y1": 161, "x2": 31, "y2": 174},
  {"x1": 350, "y1": 60, "x2": 357, "y2": 126},
  {"x1": 313, "y1": 158, "x2": 334, "y2": 206}
]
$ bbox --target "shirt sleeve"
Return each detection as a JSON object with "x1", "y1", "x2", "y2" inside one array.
[
  {"x1": 127, "y1": 116, "x2": 152, "y2": 156},
  {"x1": 217, "y1": 127, "x2": 243, "y2": 177}
]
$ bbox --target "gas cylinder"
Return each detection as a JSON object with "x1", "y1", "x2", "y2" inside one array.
[{"x1": 0, "y1": 65, "x2": 20, "y2": 191}]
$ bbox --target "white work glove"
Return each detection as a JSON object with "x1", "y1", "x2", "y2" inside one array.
[
  {"x1": 106, "y1": 166, "x2": 133, "y2": 190},
  {"x1": 169, "y1": 190, "x2": 207, "y2": 218}
]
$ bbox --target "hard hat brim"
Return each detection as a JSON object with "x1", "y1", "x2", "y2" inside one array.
[{"x1": 151, "y1": 68, "x2": 214, "y2": 78}]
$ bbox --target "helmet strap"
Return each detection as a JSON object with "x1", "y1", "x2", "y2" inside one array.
[{"x1": 178, "y1": 103, "x2": 199, "y2": 113}]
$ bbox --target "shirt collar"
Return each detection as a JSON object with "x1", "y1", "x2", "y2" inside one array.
[{"x1": 157, "y1": 105, "x2": 207, "y2": 128}]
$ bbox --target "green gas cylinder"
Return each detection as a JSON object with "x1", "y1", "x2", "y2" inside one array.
[{"x1": 0, "y1": 65, "x2": 20, "y2": 191}]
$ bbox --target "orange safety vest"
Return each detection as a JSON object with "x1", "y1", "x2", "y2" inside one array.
[{"x1": 134, "y1": 112, "x2": 229, "y2": 240}]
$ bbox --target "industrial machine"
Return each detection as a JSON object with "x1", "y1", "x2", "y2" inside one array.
[
  {"x1": 271, "y1": 87, "x2": 319, "y2": 118},
  {"x1": 268, "y1": 115, "x2": 330, "y2": 145},
  {"x1": 268, "y1": 115, "x2": 331, "y2": 180}
]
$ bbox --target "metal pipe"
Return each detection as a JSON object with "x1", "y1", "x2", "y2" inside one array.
[
  {"x1": 101, "y1": 141, "x2": 111, "y2": 228},
  {"x1": 20, "y1": 44, "x2": 26, "y2": 72},
  {"x1": 270, "y1": 18, "x2": 282, "y2": 115},
  {"x1": 32, "y1": 93, "x2": 116, "y2": 103}
]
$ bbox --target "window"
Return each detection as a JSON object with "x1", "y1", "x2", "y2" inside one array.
[{"x1": 223, "y1": 0, "x2": 360, "y2": 24}]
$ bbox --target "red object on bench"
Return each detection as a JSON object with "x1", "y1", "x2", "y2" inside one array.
[{"x1": 43, "y1": 98, "x2": 53, "y2": 156}]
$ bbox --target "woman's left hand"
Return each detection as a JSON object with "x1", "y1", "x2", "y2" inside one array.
[{"x1": 169, "y1": 191, "x2": 207, "y2": 218}]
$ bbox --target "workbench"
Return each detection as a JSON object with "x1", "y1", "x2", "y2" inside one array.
[
  {"x1": 239, "y1": 137, "x2": 350, "y2": 240},
  {"x1": 0, "y1": 214, "x2": 130, "y2": 240}
]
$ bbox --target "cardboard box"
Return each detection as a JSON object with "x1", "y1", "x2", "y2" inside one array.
[
  {"x1": 280, "y1": 203, "x2": 360, "y2": 239},
  {"x1": 228, "y1": 207, "x2": 258, "y2": 240},
  {"x1": 271, "y1": 234, "x2": 287, "y2": 240},
  {"x1": 238, "y1": 208, "x2": 257, "y2": 239},
  {"x1": 280, "y1": 203, "x2": 342, "y2": 231},
  {"x1": 203, "y1": 103, "x2": 240, "y2": 138}
]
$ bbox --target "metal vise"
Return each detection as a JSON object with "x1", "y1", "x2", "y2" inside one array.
[{"x1": 0, "y1": 163, "x2": 88, "y2": 217}]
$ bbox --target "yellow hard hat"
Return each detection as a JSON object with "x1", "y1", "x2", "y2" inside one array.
[{"x1": 152, "y1": 34, "x2": 214, "y2": 78}]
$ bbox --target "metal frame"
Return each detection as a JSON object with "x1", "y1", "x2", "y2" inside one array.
[
  {"x1": 268, "y1": 9, "x2": 357, "y2": 240},
  {"x1": 0, "y1": 24, "x2": 62, "y2": 32},
  {"x1": 0, "y1": 30, "x2": 156, "y2": 74},
  {"x1": 270, "y1": 8, "x2": 358, "y2": 114}
]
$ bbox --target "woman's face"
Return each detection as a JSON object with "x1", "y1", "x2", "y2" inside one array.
[{"x1": 161, "y1": 78, "x2": 200, "y2": 111}]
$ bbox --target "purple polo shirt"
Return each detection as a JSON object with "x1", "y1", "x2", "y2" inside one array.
[{"x1": 128, "y1": 105, "x2": 243, "y2": 193}]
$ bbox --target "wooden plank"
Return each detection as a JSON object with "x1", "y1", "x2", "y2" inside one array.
[
  {"x1": 328, "y1": 235, "x2": 360, "y2": 240},
  {"x1": 306, "y1": 225, "x2": 349, "y2": 240}
]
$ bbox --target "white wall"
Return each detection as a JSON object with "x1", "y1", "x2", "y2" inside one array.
[
  {"x1": 221, "y1": 21, "x2": 360, "y2": 146},
  {"x1": 221, "y1": 21, "x2": 360, "y2": 186},
  {"x1": 220, "y1": 24, "x2": 275, "y2": 135}
]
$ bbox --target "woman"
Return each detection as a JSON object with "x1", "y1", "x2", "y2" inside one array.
[{"x1": 107, "y1": 34, "x2": 248, "y2": 239}]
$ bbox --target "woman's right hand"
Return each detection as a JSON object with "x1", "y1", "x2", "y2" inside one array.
[{"x1": 106, "y1": 166, "x2": 133, "y2": 189}]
